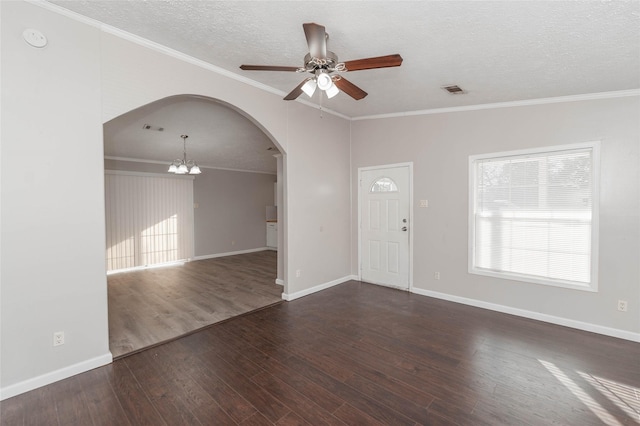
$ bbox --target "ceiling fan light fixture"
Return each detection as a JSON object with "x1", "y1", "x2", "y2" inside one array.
[
  {"x1": 189, "y1": 164, "x2": 201, "y2": 175},
  {"x1": 325, "y1": 83, "x2": 340, "y2": 99},
  {"x1": 316, "y1": 71, "x2": 332, "y2": 91},
  {"x1": 301, "y1": 79, "x2": 317, "y2": 97},
  {"x1": 168, "y1": 164, "x2": 178, "y2": 173},
  {"x1": 176, "y1": 164, "x2": 189, "y2": 174}
]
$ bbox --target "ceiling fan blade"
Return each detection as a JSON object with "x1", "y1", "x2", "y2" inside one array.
[
  {"x1": 334, "y1": 77, "x2": 368, "y2": 100},
  {"x1": 303, "y1": 22, "x2": 327, "y2": 59},
  {"x1": 343, "y1": 54, "x2": 403, "y2": 71},
  {"x1": 240, "y1": 65, "x2": 300, "y2": 72},
  {"x1": 283, "y1": 78, "x2": 312, "y2": 101}
]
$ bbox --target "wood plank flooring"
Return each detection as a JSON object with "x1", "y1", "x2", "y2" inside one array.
[
  {"x1": 2, "y1": 281, "x2": 639, "y2": 425},
  {"x1": 108, "y1": 250, "x2": 283, "y2": 358}
]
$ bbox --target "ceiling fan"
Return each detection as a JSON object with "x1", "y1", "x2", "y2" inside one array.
[{"x1": 240, "y1": 23, "x2": 403, "y2": 101}]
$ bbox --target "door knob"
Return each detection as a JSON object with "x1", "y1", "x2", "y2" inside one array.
[{"x1": 402, "y1": 226, "x2": 407, "y2": 231}]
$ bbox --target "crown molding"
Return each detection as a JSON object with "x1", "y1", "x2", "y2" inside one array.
[
  {"x1": 352, "y1": 89, "x2": 640, "y2": 121},
  {"x1": 104, "y1": 156, "x2": 277, "y2": 175},
  {"x1": 27, "y1": 0, "x2": 348, "y2": 121},
  {"x1": 27, "y1": 1, "x2": 640, "y2": 123}
]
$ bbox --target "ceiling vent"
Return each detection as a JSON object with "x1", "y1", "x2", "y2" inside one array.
[
  {"x1": 142, "y1": 124, "x2": 164, "y2": 131},
  {"x1": 442, "y1": 85, "x2": 466, "y2": 94}
]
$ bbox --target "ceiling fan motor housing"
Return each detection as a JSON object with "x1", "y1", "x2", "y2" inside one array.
[{"x1": 303, "y1": 51, "x2": 339, "y2": 73}]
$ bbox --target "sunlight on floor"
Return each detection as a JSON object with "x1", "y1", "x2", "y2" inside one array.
[
  {"x1": 577, "y1": 370, "x2": 640, "y2": 423},
  {"x1": 539, "y1": 359, "x2": 639, "y2": 425}
]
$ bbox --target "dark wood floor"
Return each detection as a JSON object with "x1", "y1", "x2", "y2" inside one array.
[
  {"x1": 2, "y1": 281, "x2": 639, "y2": 425},
  {"x1": 108, "y1": 250, "x2": 283, "y2": 357}
]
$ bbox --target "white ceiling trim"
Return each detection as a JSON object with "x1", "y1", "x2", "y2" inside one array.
[
  {"x1": 28, "y1": 0, "x2": 350, "y2": 121},
  {"x1": 27, "y1": 0, "x2": 100, "y2": 28},
  {"x1": 27, "y1": 0, "x2": 640, "y2": 123},
  {"x1": 353, "y1": 89, "x2": 640, "y2": 121},
  {"x1": 105, "y1": 169, "x2": 195, "y2": 180},
  {"x1": 105, "y1": 156, "x2": 277, "y2": 175}
]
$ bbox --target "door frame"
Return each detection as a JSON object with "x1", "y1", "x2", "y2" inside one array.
[{"x1": 357, "y1": 162, "x2": 414, "y2": 291}]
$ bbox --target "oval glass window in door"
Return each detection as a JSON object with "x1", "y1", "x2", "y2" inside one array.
[{"x1": 370, "y1": 177, "x2": 398, "y2": 193}]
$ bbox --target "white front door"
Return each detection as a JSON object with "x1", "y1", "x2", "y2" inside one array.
[{"x1": 360, "y1": 165, "x2": 411, "y2": 289}]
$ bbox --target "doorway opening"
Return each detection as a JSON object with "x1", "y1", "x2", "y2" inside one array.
[{"x1": 103, "y1": 94, "x2": 287, "y2": 358}]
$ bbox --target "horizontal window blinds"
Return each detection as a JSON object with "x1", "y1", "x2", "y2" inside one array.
[
  {"x1": 105, "y1": 172, "x2": 194, "y2": 272},
  {"x1": 472, "y1": 147, "x2": 594, "y2": 286}
]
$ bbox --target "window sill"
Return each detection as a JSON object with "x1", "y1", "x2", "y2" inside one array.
[{"x1": 469, "y1": 267, "x2": 598, "y2": 292}]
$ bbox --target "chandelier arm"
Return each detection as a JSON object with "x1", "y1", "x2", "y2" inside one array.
[{"x1": 182, "y1": 135, "x2": 188, "y2": 164}]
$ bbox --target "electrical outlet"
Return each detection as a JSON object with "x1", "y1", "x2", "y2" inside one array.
[
  {"x1": 296, "y1": 269, "x2": 301, "y2": 278},
  {"x1": 617, "y1": 300, "x2": 628, "y2": 312},
  {"x1": 434, "y1": 272, "x2": 440, "y2": 280},
  {"x1": 53, "y1": 331, "x2": 64, "y2": 347},
  {"x1": 419, "y1": 200, "x2": 428, "y2": 208}
]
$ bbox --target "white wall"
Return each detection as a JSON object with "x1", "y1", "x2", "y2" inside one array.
[
  {"x1": 1, "y1": 0, "x2": 352, "y2": 397},
  {"x1": 1, "y1": 1, "x2": 111, "y2": 397},
  {"x1": 351, "y1": 96, "x2": 640, "y2": 337},
  {"x1": 6, "y1": 0, "x2": 632, "y2": 401},
  {"x1": 104, "y1": 159, "x2": 276, "y2": 257},
  {"x1": 193, "y1": 168, "x2": 275, "y2": 256},
  {"x1": 285, "y1": 103, "x2": 353, "y2": 296},
  {"x1": 98, "y1": 28, "x2": 353, "y2": 297}
]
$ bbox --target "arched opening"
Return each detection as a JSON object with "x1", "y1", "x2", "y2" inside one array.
[{"x1": 102, "y1": 94, "x2": 287, "y2": 357}]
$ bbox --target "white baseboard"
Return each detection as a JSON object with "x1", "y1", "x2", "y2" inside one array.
[
  {"x1": 411, "y1": 287, "x2": 640, "y2": 343},
  {"x1": 283, "y1": 275, "x2": 358, "y2": 301},
  {"x1": 0, "y1": 352, "x2": 113, "y2": 401},
  {"x1": 275, "y1": 278, "x2": 284, "y2": 286},
  {"x1": 193, "y1": 247, "x2": 269, "y2": 261}
]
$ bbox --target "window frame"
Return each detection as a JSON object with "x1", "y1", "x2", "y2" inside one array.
[{"x1": 468, "y1": 141, "x2": 600, "y2": 292}]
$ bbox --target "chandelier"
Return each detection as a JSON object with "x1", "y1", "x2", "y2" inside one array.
[{"x1": 168, "y1": 135, "x2": 201, "y2": 175}]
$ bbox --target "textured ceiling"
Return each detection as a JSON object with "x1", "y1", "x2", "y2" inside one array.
[
  {"x1": 44, "y1": 0, "x2": 640, "y2": 171},
  {"x1": 47, "y1": 0, "x2": 640, "y2": 118}
]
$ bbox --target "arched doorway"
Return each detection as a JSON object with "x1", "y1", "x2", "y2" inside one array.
[{"x1": 102, "y1": 94, "x2": 287, "y2": 357}]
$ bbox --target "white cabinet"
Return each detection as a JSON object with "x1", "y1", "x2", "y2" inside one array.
[{"x1": 266, "y1": 222, "x2": 277, "y2": 249}]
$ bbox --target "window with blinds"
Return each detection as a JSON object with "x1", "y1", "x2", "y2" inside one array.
[
  {"x1": 468, "y1": 142, "x2": 599, "y2": 291},
  {"x1": 105, "y1": 171, "x2": 195, "y2": 273}
]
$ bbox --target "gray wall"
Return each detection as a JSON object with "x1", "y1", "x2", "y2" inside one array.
[
  {"x1": 1, "y1": 0, "x2": 111, "y2": 392},
  {"x1": 2, "y1": 0, "x2": 352, "y2": 396},
  {"x1": 5, "y1": 0, "x2": 635, "y2": 401},
  {"x1": 351, "y1": 96, "x2": 640, "y2": 335},
  {"x1": 104, "y1": 159, "x2": 276, "y2": 257},
  {"x1": 194, "y1": 168, "x2": 275, "y2": 256}
]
